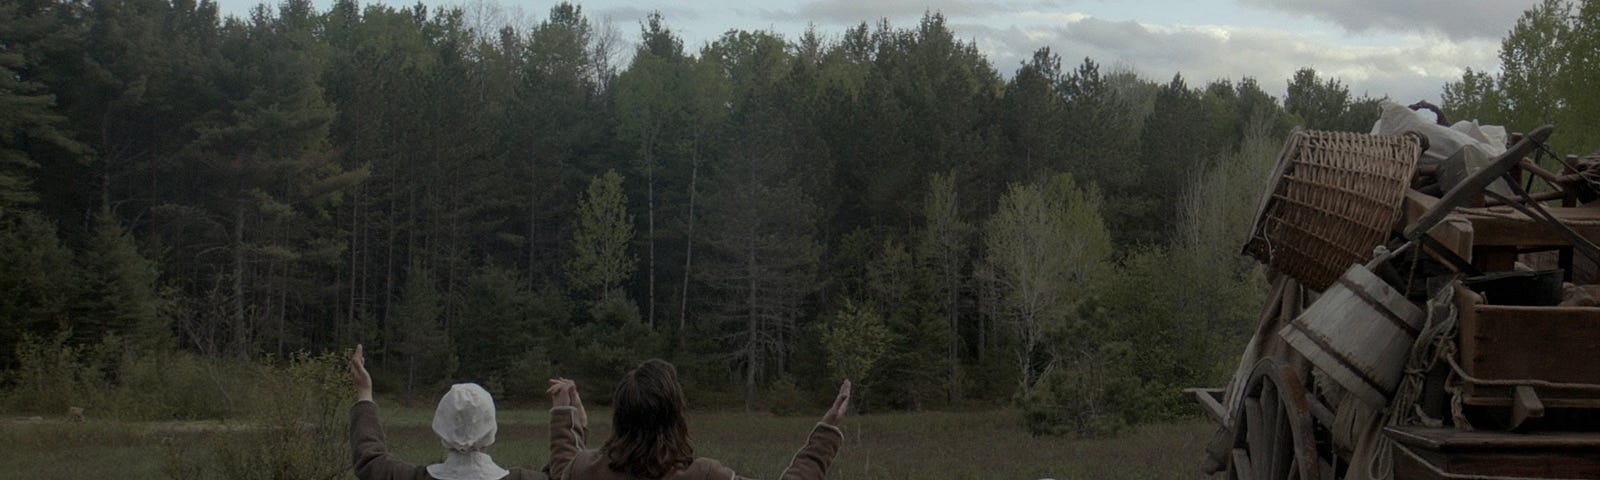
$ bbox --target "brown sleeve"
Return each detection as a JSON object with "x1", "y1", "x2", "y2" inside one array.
[
  {"x1": 547, "y1": 406, "x2": 588, "y2": 479},
  {"x1": 349, "y1": 400, "x2": 428, "y2": 480},
  {"x1": 732, "y1": 423, "x2": 843, "y2": 480}
]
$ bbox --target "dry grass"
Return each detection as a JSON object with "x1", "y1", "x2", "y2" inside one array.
[{"x1": 0, "y1": 407, "x2": 1214, "y2": 479}]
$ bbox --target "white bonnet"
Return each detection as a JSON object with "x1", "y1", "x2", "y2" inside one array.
[{"x1": 431, "y1": 383, "x2": 498, "y2": 452}]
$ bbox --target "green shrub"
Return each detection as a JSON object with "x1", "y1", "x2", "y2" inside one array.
[
  {"x1": 763, "y1": 376, "x2": 808, "y2": 416},
  {"x1": 163, "y1": 351, "x2": 350, "y2": 479}
]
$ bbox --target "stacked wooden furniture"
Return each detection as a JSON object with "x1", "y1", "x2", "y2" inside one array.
[
  {"x1": 1389, "y1": 184, "x2": 1600, "y2": 479},
  {"x1": 1187, "y1": 122, "x2": 1600, "y2": 480}
]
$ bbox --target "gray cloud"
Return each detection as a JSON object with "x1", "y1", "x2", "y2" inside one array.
[
  {"x1": 954, "y1": 15, "x2": 1499, "y2": 103},
  {"x1": 1236, "y1": 0, "x2": 1538, "y2": 40},
  {"x1": 595, "y1": 5, "x2": 702, "y2": 23},
  {"x1": 767, "y1": 0, "x2": 1010, "y2": 24}
]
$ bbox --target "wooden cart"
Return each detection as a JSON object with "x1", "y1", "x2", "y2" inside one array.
[{"x1": 1187, "y1": 124, "x2": 1600, "y2": 479}]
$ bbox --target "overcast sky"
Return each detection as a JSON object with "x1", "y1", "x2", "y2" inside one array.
[{"x1": 216, "y1": 0, "x2": 1539, "y2": 104}]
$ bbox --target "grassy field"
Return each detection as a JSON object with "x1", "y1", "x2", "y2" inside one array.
[{"x1": 0, "y1": 406, "x2": 1215, "y2": 479}]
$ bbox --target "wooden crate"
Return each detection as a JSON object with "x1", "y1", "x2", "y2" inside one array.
[
  {"x1": 1387, "y1": 426, "x2": 1600, "y2": 479},
  {"x1": 1455, "y1": 285, "x2": 1600, "y2": 408}
]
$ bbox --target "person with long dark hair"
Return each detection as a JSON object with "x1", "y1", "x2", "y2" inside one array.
[{"x1": 545, "y1": 359, "x2": 850, "y2": 480}]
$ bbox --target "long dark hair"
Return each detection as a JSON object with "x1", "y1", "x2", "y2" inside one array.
[{"x1": 603, "y1": 359, "x2": 694, "y2": 478}]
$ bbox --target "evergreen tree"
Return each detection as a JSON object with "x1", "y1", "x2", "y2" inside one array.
[
  {"x1": 613, "y1": 12, "x2": 691, "y2": 328},
  {"x1": 0, "y1": 212, "x2": 75, "y2": 369},
  {"x1": 1061, "y1": 57, "x2": 1137, "y2": 193},
  {"x1": 0, "y1": 39, "x2": 83, "y2": 215},
  {"x1": 920, "y1": 172, "x2": 970, "y2": 403},
  {"x1": 865, "y1": 240, "x2": 951, "y2": 409},
  {"x1": 1128, "y1": 74, "x2": 1207, "y2": 245},
  {"x1": 163, "y1": 2, "x2": 360, "y2": 357},
  {"x1": 388, "y1": 262, "x2": 448, "y2": 404},
  {"x1": 1285, "y1": 68, "x2": 1352, "y2": 130},
  {"x1": 1001, "y1": 48, "x2": 1065, "y2": 183},
  {"x1": 513, "y1": 2, "x2": 603, "y2": 278},
  {"x1": 452, "y1": 264, "x2": 541, "y2": 396},
  {"x1": 73, "y1": 211, "x2": 171, "y2": 353}
]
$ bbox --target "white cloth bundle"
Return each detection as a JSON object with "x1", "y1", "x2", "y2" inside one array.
[{"x1": 1371, "y1": 100, "x2": 1511, "y2": 196}]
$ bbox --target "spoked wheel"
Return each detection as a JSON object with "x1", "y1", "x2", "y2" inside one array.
[{"x1": 1226, "y1": 357, "x2": 1322, "y2": 480}]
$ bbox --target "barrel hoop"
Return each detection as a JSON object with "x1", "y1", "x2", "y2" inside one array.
[
  {"x1": 1334, "y1": 275, "x2": 1421, "y2": 338},
  {"x1": 1285, "y1": 320, "x2": 1390, "y2": 396}
]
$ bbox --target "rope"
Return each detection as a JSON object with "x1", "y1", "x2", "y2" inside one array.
[
  {"x1": 1371, "y1": 280, "x2": 1600, "y2": 479},
  {"x1": 1368, "y1": 281, "x2": 1459, "y2": 480},
  {"x1": 1443, "y1": 353, "x2": 1600, "y2": 392}
]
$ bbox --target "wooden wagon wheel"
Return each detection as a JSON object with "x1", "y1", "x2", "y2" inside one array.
[{"x1": 1226, "y1": 357, "x2": 1322, "y2": 480}]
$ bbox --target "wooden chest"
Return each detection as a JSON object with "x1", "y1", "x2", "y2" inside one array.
[{"x1": 1455, "y1": 286, "x2": 1600, "y2": 409}]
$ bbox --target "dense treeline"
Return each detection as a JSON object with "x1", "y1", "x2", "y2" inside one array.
[
  {"x1": 1443, "y1": 0, "x2": 1600, "y2": 154},
  {"x1": 4, "y1": 0, "x2": 1588, "y2": 435}
]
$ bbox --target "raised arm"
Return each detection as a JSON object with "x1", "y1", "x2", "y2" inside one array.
[
  {"x1": 348, "y1": 345, "x2": 426, "y2": 479},
  {"x1": 546, "y1": 378, "x2": 589, "y2": 480},
  {"x1": 351, "y1": 344, "x2": 373, "y2": 403},
  {"x1": 734, "y1": 380, "x2": 851, "y2": 480}
]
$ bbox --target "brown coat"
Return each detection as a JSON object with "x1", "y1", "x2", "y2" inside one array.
[
  {"x1": 546, "y1": 406, "x2": 842, "y2": 480},
  {"x1": 349, "y1": 400, "x2": 547, "y2": 480}
]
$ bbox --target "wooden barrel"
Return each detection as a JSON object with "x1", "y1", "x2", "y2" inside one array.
[{"x1": 1279, "y1": 264, "x2": 1424, "y2": 408}]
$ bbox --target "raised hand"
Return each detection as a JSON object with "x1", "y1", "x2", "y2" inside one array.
[
  {"x1": 546, "y1": 378, "x2": 588, "y2": 428},
  {"x1": 547, "y1": 378, "x2": 572, "y2": 408},
  {"x1": 569, "y1": 380, "x2": 588, "y2": 428},
  {"x1": 821, "y1": 379, "x2": 851, "y2": 427},
  {"x1": 350, "y1": 344, "x2": 373, "y2": 402}
]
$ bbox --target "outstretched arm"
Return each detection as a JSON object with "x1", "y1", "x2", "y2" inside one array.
[
  {"x1": 351, "y1": 344, "x2": 373, "y2": 403},
  {"x1": 546, "y1": 378, "x2": 589, "y2": 479},
  {"x1": 749, "y1": 380, "x2": 850, "y2": 480},
  {"x1": 348, "y1": 345, "x2": 425, "y2": 479},
  {"x1": 821, "y1": 379, "x2": 851, "y2": 428}
]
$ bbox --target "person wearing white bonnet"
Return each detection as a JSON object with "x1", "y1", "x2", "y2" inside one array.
[
  {"x1": 426, "y1": 383, "x2": 510, "y2": 480},
  {"x1": 348, "y1": 344, "x2": 548, "y2": 480}
]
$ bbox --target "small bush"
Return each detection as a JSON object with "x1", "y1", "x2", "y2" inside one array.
[
  {"x1": 764, "y1": 376, "x2": 808, "y2": 416},
  {"x1": 4, "y1": 335, "x2": 353, "y2": 479},
  {"x1": 164, "y1": 351, "x2": 351, "y2": 480},
  {"x1": 1020, "y1": 342, "x2": 1139, "y2": 437}
]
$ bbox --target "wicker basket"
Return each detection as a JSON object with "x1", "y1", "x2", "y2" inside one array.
[{"x1": 1243, "y1": 129, "x2": 1422, "y2": 291}]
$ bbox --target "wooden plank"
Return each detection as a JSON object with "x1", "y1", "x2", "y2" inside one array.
[
  {"x1": 1402, "y1": 190, "x2": 1474, "y2": 261},
  {"x1": 1460, "y1": 303, "x2": 1600, "y2": 401},
  {"x1": 1386, "y1": 426, "x2": 1600, "y2": 480},
  {"x1": 1304, "y1": 391, "x2": 1335, "y2": 428},
  {"x1": 1510, "y1": 386, "x2": 1546, "y2": 429},
  {"x1": 1231, "y1": 448, "x2": 1254, "y2": 480},
  {"x1": 1466, "y1": 204, "x2": 1600, "y2": 248},
  {"x1": 1387, "y1": 426, "x2": 1600, "y2": 451},
  {"x1": 1263, "y1": 381, "x2": 1287, "y2": 480},
  {"x1": 1245, "y1": 396, "x2": 1265, "y2": 479},
  {"x1": 1405, "y1": 187, "x2": 1600, "y2": 249},
  {"x1": 1185, "y1": 388, "x2": 1230, "y2": 424},
  {"x1": 1461, "y1": 396, "x2": 1600, "y2": 409}
]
